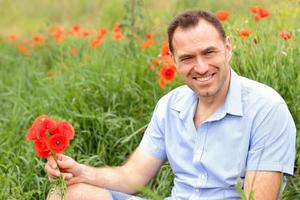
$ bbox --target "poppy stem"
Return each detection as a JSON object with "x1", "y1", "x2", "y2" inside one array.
[{"x1": 50, "y1": 152, "x2": 61, "y2": 174}]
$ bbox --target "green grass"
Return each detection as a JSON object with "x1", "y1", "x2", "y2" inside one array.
[{"x1": 0, "y1": 0, "x2": 299, "y2": 199}]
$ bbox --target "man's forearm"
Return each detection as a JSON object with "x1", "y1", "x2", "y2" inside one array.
[{"x1": 79, "y1": 164, "x2": 141, "y2": 194}]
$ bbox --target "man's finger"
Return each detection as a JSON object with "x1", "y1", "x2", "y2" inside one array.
[
  {"x1": 56, "y1": 157, "x2": 75, "y2": 169},
  {"x1": 61, "y1": 172, "x2": 73, "y2": 180},
  {"x1": 66, "y1": 176, "x2": 81, "y2": 186},
  {"x1": 45, "y1": 162, "x2": 61, "y2": 177},
  {"x1": 47, "y1": 156, "x2": 58, "y2": 169}
]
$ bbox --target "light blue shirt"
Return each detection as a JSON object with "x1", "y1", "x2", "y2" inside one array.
[{"x1": 139, "y1": 69, "x2": 296, "y2": 200}]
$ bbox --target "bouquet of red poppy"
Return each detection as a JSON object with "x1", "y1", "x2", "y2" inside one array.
[{"x1": 26, "y1": 114, "x2": 75, "y2": 199}]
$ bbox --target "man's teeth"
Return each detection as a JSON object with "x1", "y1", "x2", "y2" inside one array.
[{"x1": 195, "y1": 75, "x2": 212, "y2": 81}]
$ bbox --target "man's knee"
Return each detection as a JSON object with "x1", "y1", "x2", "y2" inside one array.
[
  {"x1": 66, "y1": 183, "x2": 112, "y2": 200},
  {"x1": 47, "y1": 183, "x2": 112, "y2": 200}
]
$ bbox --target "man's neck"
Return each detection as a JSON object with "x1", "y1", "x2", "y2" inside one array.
[{"x1": 194, "y1": 72, "x2": 231, "y2": 128}]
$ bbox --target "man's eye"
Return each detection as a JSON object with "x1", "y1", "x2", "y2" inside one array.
[
  {"x1": 180, "y1": 57, "x2": 192, "y2": 62},
  {"x1": 204, "y1": 51, "x2": 216, "y2": 56}
]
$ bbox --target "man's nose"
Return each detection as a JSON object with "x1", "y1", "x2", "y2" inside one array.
[{"x1": 193, "y1": 57, "x2": 209, "y2": 74}]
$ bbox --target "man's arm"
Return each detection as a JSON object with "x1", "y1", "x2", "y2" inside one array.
[
  {"x1": 45, "y1": 147, "x2": 164, "y2": 194},
  {"x1": 244, "y1": 171, "x2": 282, "y2": 200}
]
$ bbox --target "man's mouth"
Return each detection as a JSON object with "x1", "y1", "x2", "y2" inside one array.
[{"x1": 193, "y1": 73, "x2": 215, "y2": 82}]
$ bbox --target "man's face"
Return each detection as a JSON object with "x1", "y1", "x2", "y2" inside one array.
[{"x1": 172, "y1": 20, "x2": 232, "y2": 100}]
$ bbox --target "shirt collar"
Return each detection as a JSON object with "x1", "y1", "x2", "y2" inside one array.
[
  {"x1": 224, "y1": 69, "x2": 243, "y2": 117},
  {"x1": 170, "y1": 68, "x2": 243, "y2": 120}
]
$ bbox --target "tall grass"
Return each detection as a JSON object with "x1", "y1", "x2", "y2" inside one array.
[{"x1": 0, "y1": 0, "x2": 299, "y2": 199}]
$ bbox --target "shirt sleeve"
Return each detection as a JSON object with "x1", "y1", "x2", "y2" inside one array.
[
  {"x1": 246, "y1": 103, "x2": 296, "y2": 175},
  {"x1": 138, "y1": 100, "x2": 167, "y2": 161}
]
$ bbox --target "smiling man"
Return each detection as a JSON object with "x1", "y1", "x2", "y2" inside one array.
[{"x1": 45, "y1": 9, "x2": 296, "y2": 200}]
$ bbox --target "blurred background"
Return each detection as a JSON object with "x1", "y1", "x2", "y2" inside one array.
[{"x1": 0, "y1": 0, "x2": 299, "y2": 199}]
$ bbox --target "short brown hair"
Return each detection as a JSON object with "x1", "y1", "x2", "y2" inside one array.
[{"x1": 167, "y1": 9, "x2": 226, "y2": 53}]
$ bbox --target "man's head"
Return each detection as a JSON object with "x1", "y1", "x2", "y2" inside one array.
[
  {"x1": 168, "y1": 9, "x2": 233, "y2": 101},
  {"x1": 168, "y1": 9, "x2": 226, "y2": 54}
]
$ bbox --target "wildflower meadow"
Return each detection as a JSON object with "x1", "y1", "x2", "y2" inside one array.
[{"x1": 0, "y1": 0, "x2": 299, "y2": 199}]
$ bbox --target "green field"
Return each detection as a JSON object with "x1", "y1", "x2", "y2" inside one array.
[{"x1": 0, "y1": 0, "x2": 299, "y2": 199}]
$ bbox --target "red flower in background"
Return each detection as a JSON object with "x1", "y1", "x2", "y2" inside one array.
[
  {"x1": 160, "y1": 40, "x2": 170, "y2": 56},
  {"x1": 239, "y1": 28, "x2": 251, "y2": 39},
  {"x1": 250, "y1": 5, "x2": 259, "y2": 13},
  {"x1": 49, "y1": 25, "x2": 65, "y2": 42},
  {"x1": 32, "y1": 35, "x2": 44, "y2": 44},
  {"x1": 279, "y1": 31, "x2": 292, "y2": 40},
  {"x1": 90, "y1": 38, "x2": 102, "y2": 48},
  {"x1": 215, "y1": 10, "x2": 230, "y2": 22},
  {"x1": 250, "y1": 6, "x2": 270, "y2": 21},
  {"x1": 26, "y1": 115, "x2": 75, "y2": 158},
  {"x1": 8, "y1": 34, "x2": 17, "y2": 42},
  {"x1": 112, "y1": 23, "x2": 122, "y2": 33},
  {"x1": 141, "y1": 32, "x2": 154, "y2": 49},
  {"x1": 258, "y1": 7, "x2": 270, "y2": 18},
  {"x1": 72, "y1": 25, "x2": 81, "y2": 33},
  {"x1": 112, "y1": 23, "x2": 124, "y2": 41},
  {"x1": 70, "y1": 47, "x2": 78, "y2": 56},
  {"x1": 97, "y1": 27, "x2": 108, "y2": 39},
  {"x1": 159, "y1": 65, "x2": 176, "y2": 81},
  {"x1": 18, "y1": 44, "x2": 30, "y2": 56},
  {"x1": 114, "y1": 32, "x2": 124, "y2": 41},
  {"x1": 159, "y1": 78, "x2": 167, "y2": 89},
  {"x1": 146, "y1": 32, "x2": 152, "y2": 40},
  {"x1": 141, "y1": 39, "x2": 153, "y2": 48}
]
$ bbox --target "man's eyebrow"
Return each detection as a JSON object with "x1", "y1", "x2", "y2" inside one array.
[
  {"x1": 202, "y1": 46, "x2": 218, "y2": 52},
  {"x1": 177, "y1": 54, "x2": 194, "y2": 60}
]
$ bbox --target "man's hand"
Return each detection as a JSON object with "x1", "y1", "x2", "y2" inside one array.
[{"x1": 45, "y1": 154, "x2": 84, "y2": 185}]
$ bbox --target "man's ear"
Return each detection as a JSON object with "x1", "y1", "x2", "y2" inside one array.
[
  {"x1": 170, "y1": 51, "x2": 178, "y2": 67},
  {"x1": 225, "y1": 36, "x2": 233, "y2": 62}
]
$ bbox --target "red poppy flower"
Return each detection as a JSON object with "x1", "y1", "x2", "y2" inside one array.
[
  {"x1": 8, "y1": 34, "x2": 17, "y2": 42},
  {"x1": 146, "y1": 32, "x2": 152, "y2": 39},
  {"x1": 70, "y1": 47, "x2": 78, "y2": 56},
  {"x1": 161, "y1": 55, "x2": 174, "y2": 66},
  {"x1": 55, "y1": 121, "x2": 75, "y2": 140},
  {"x1": 252, "y1": 6, "x2": 270, "y2": 21},
  {"x1": 34, "y1": 141, "x2": 50, "y2": 158},
  {"x1": 99, "y1": 27, "x2": 108, "y2": 36},
  {"x1": 159, "y1": 78, "x2": 167, "y2": 89},
  {"x1": 159, "y1": 65, "x2": 176, "y2": 81},
  {"x1": 113, "y1": 23, "x2": 122, "y2": 33},
  {"x1": 90, "y1": 38, "x2": 102, "y2": 48},
  {"x1": 250, "y1": 5, "x2": 259, "y2": 13},
  {"x1": 18, "y1": 44, "x2": 30, "y2": 56},
  {"x1": 114, "y1": 32, "x2": 124, "y2": 41},
  {"x1": 82, "y1": 31, "x2": 91, "y2": 37},
  {"x1": 239, "y1": 28, "x2": 251, "y2": 39},
  {"x1": 26, "y1": 115, "x2": 75, "y2": 159},
  {"x1": 26, "y1": 126, "x2": 39, "y2": 141},
  {"x1": 258, "y1": 7, "x2": 270, "y2": 18},
  {"x1": 32, "y1": 35, "x2": 44, "y2": 44},
  {"x1": 33, "y1": 115, "x2": 57, "y2": 133},
  {"x1": 72, "y1": 25, "x2": 81, "y2": 33},
  {"x1": 160, "y1": 40, "x2": 170, "y2": 57},
  {"x1": 47, "y1": 134, "x2": 69, "y2": 153},
  {"x1": 279, "y1": 31, "x2": 292, "y2": 40},
  {"x1": 141, "y1": 39, "x2": 153, "y2": 49},
  {"x1": 215, "y1": 10, "x2": 230, "y2": 22},
  {"x1": 254, "y1": 14, "x2": 262, "y2": 21}
]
